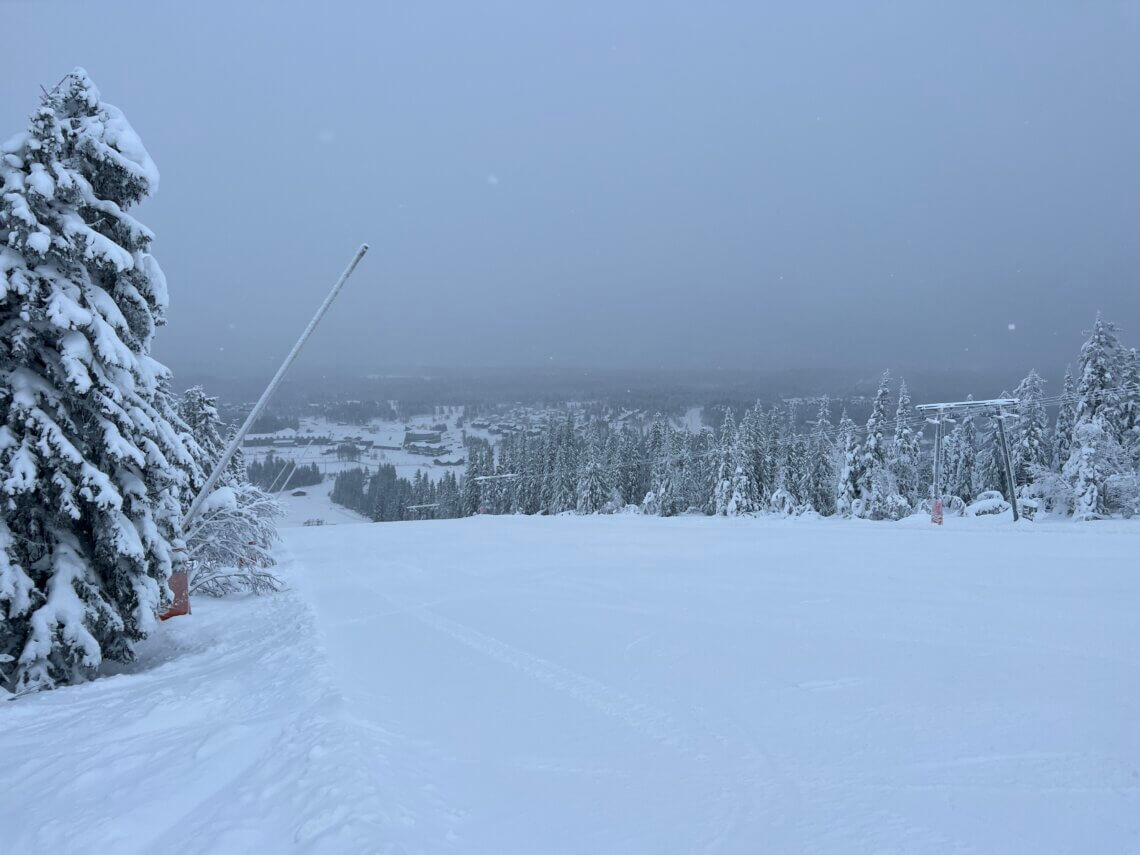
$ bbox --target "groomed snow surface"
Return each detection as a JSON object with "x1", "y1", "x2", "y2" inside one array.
[{"x1": 4, "y1": 513, "x2": 1139, "y2": 854}]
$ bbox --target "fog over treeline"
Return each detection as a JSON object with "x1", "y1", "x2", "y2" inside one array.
[
  {"x1": 189, "y1": 366, "x2": 1028, "y2": 422},
  {"x1": 3, "y1": 2, "x2": 1138, "y2": 390}
]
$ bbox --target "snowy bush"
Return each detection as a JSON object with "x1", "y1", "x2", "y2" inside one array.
[
  {"x1": 177, "y1": 386, "x2": 284, "y2": 596},
  {"x1": 965, "y1": 490, "x2": 1010, "y2": 517},
  {"x1": 852, "y1": 462, "x2": 911, "y2": 521},
  {"x1": 1104, "y1": 472, "x2": 1140, "y2": 518},
  {"x1": 185, "y1": 484, "x2": 283, "y2": 597},
  {"x1": 1017, "y1": 496, "x2": 1041, "y2": 520},
  {"x1": 881, "y1": 493, "x2": 912, "y2": 520},
  {"x1": 769, "y1": 487, "x2": 797, "y2": 517},
  {"x1": 1023, "y1": 467, "x2": 1072, "y2": 516},
  {"x1": 641, "y1": 490, "x2": 660, "y2": 517}
]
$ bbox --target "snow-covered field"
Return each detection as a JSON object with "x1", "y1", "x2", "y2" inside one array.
[
  {"x1": 244, "y1": 415, "x2": 469, "y2": 486},
  {"x1": 276, "y1": 486, "x2": 369, "y2": 527},
  {"x1": 4, "y1": 513, "x2": 1139, "y2": 853}
]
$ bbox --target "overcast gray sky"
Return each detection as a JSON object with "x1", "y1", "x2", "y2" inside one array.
[{"x1": 3, "y1": 1, "x2": 1139, "y2": 385}]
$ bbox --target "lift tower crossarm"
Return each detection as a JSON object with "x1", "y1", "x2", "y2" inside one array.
[{"x1": 915, "y1": 398, "x2": 1018, "y2": 412}]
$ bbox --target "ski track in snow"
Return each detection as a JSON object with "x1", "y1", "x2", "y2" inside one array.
[
  {"x1": 379, "y1": 588, "x2": 773, "y2": 853},
  {"x1": 1, "y1": 587, "x2": 452, "y2": 855}
]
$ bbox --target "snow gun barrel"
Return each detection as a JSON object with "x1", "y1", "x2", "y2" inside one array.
[{"x1": 179, "y1": 243, "x2": 370, "y2": 534}]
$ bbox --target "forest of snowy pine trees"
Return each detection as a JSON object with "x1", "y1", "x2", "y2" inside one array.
[
  {"x1": 332, "y1": 316, "x2": 1140, "y2": 524},
  {"x1": 0, "y1": 71, "x2": 281, "y2": 692}
]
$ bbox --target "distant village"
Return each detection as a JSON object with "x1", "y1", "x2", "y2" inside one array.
[
  {"x1": 230, "y1": 399, "x2": 667, "y2": 493},
  {"x1": 243, "y1": 423, "x2": 453, "y2": 461}
]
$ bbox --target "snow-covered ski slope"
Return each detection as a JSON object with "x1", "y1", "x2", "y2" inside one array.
[{"x1": 5, "y1": 514, "x2": 1139, "y2": 854}]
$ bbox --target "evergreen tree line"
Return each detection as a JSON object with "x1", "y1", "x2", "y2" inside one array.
[
  {"x1": 323, "y1": 399, "x2": 398, "y2": 424},
  {"x1": 331, "y1": 465, "x2": 463, "y2": 522},
  {"x1": 250, "y1": 413, "x2": 300, "y2": 433},
  {"x1": 246, "y1": 454, "x2": 323, "y2": 492},
  {"x1": 330, "y1": 316, "x2": 1140, "y2": 522}
]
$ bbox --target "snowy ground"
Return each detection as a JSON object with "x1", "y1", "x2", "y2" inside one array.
[
  {"x1": 4, "y1": 513, "x2": 1139, "y2": 853},
  {"x1": 274, "y1": 486, "x2": 369, "y2": 527}
]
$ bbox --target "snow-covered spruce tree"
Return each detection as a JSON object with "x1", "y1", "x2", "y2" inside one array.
[
  {"x1": 1074, "y1": 315, "x2": 1127, "y2": 441},
  {"x1": 963, "y1": 391, "x2": 1004, "y2": 498},
  {"x1": 889, "y1": 379, "x2": 920, "y2": 506},
  {"x1": 726, "y1": 421, "x2": 760, "y2": 516},
  {"x1": 1122, "y1": 348, "x2": 1140, "y2": 465},
  {"x1": 480, "y1": 439, "x2": 503, "y2": 514},
  {"x1": 761, "y1": 407, "x2": 782, "y2": 505},
  {"x1": 975, "y1": 422, "x2": 1006, "y2": 497},
  {"x1": 0, "y1": 70, "x2": 196, "y2": 692},
  {"x1": 501, "y1": 430, "x2": 526, "y2": 512},
  {"x1": 737, "y1": 404, "x2": 767, "y2": 505},
  {"x1": 615, "y1": 425, "x2": 646, "y2": 508},
  {"x1": 1062, "y1": 316, "x2": 1131, "y2": 515},
  {"x1": 1063, "y1": 415, "x2": 1126, "y2": 520},
  {"x1": 176, "y1": 385, "x2": 245, "y2": 493},
  {"x1": 438, "y1": 471, "x2": 463, "y2": 518},
  {"x1": 497, "y1": 435, "x2": 521, "y2": 514},
  {"x1": 940, "y1": 421, "x2": 960, "y2": 496},
  {"x1": 713, "y1": 409, "x2": 737, "y2": 515},
  {"x1": 684, "y1": 429, "x2": 716, "y2": 514},
  {"x1": 787, "y1": 432, "x2": 814, "y2": 513},
  {"x1": 1054, "y1": 365, "x2": 1077, "y2": 470},
  {"x1": 515, "y1": 435, "x2": 543, "y2": 515},
  {"x1": 673, "y1": 434, "x2": 696, "y2": 513},
  {"x1": 858, "y1": 371, "x2": 897, "y2": 517},
  {"x1": 866, "y1": 466, "x2": 909, "y2": 521},
  {"x1": 770, "y1": 402, "x2": 797, "y2": 511},
  {"x1": 942, "y1": 400, "x2": 978, "y2": 503},
  {"x1": 861, "y1": 372, "x2": 891, "y2": 475},
  {"x1": 177, "y1": 386, "x2": 281, "y2": 597},
  {"x1": 461, "y1": 442, "x2": 485, "y2": 515},
  {"x1": 1012, "y1": 370, "x2": 1049, "y2": 486},
  {"x1": 649, "y1": 425, "x2": 685, "y2": 516},
  {"x1": 679, "y1": 430, "x2": 706, "y2": 513},
  {"x1": 550, "y1": 415, "x2": 579, "y2": 514},
  {"x1": 576, "y1": 434, "x2": 613, "y2": 514},
  {"x1": 834, "y1": 410, "x2": 860, "y2": 517},
  {"x1": 410, "y1": 470, "x2": 430, "y2": 517},
  {"x1": 177, "y1": 386, "x2": 224, "y2": 470},
  {"x1": 809, "y1": 397, "x2": 836, "y2": 515}
]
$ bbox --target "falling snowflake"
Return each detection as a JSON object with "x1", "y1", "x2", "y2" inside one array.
[{"x1": 1008, "y1": 323, "x2": 1017, "y2": 331}]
